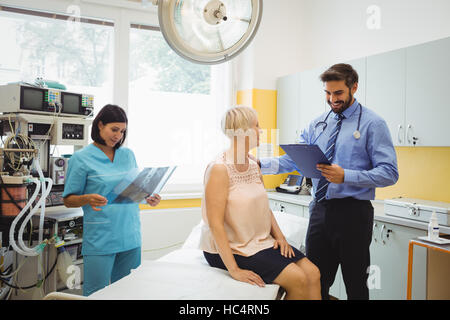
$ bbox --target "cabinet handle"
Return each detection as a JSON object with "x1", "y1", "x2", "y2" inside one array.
[
  {"x1": 380, "y1": 224, "x2": 386, "y2": 245},
  {"x1": 373, "y1": 223, "x2": 378, "y2": 242},
  {"x1": 397, "y1": 125, "x2": 403, "y2": 144},
  {"x1": 406, "y1": 124, "x2": 412, "y2": 145},
  {"x1": 386, "y1": 229, "x2": 393, "y2": 240}
]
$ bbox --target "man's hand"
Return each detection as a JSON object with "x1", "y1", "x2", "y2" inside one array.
[
  {"x1": 248, "y1": 153, "x2": 261, "y2": 168},
  {"x1": 317, "y1": 164, "x2": 345, "y2": 184}
]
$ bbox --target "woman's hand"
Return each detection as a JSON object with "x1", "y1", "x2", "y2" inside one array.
[
  {"x1": 273, "y1": 237, "x2": 295, "y2": 258},
  {"x1": 145, "y1": 193, "x2": 161, "y2": 207},
  {"x1": 86, "y1": 194, "x2": 108, "y2": 211},
  {"x1": 229, "y1": 268, "x2": 265, "y2": 287}
]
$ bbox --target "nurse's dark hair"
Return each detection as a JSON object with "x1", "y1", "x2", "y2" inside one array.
[
  {"x1": 320, "y1": 63, "x2": 359, "y2": 89},
  {"x1": 91, "y1": 104, "x2": 128, "y2": 150}
]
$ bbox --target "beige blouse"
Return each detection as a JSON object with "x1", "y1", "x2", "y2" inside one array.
[{"x1": 199, "y1": 153, "x2": 275, "y2": 257}]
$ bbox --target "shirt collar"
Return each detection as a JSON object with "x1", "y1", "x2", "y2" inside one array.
[{"x1": 333, "y1": 98, "x2": 359, "y2": 120}]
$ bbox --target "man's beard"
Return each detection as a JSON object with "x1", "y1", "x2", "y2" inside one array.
[{"x1": 328, "y1": 93, "x2": 353, "y2": 114}]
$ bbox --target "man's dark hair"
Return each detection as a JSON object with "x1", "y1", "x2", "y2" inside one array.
[
  {"x1": 91, "y1": 104, "x2": 128, "y2": 150},
  {"x1": 320, "y1": 63, "x2": 359, "y2": 89}
]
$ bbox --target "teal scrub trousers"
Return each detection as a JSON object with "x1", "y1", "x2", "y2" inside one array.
[{"x1": 83, "y1": 246, "x2": 141, "y2": 296}]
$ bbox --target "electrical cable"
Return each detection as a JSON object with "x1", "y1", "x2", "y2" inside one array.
[
  {"x1": 4, "y1": 114, "x2": 36, "y2": 172},
  {"x1": 0, "y1": 251, "x2": 59, "y2": 290}
]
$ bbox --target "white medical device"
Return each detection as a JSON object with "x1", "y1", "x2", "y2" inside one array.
[
  {"x1": 0, "y1": 107, "x2": 91, "y2": 298},
  {"x1": 384, "y1": 198, "x2": 450, "y2": 226},
  {"x1": 0, "y1": 83, "x2": 94, "y2": 118}
]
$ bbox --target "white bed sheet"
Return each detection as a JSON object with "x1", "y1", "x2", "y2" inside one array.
[
  {"x1": 89, "y1": 211, "x2": 308, "y2": 300},
  {"x1": 89, "y1": 248, "x2": 280, "y2": 300}
]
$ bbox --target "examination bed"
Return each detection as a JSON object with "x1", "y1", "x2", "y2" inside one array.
[{"x1": 44, "y1": 211, "x2": 308, "y2": 300}]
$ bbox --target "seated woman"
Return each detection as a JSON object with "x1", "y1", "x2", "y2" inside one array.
[{"x1": 199, "y1": 106, "x2": 321, "y2": 300}]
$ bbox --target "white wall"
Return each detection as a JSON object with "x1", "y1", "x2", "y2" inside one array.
[
  {"x1": 235, "y1": 0, "x2": 450, "y2": 91},
  {"x1": 140, "y1": 208, "x2": 201, "y2": 260},
  {"x1": 300, "y1": 0, "x2": 450, "y2": 69},
  {"x1": 234, "y1": 0, "x2": 306, "y2": 91}
]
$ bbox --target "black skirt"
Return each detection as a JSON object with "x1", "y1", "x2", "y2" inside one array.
[{"x1": 203, "y1": 246, "x2": 305, "y2": 284}]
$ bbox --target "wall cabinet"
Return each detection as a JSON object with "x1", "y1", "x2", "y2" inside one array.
[
  {"x1": 276, "y1": 73, "x2": 300, "y2": 145},
  {"x1": 298, "y1": 66, "x2": 328, "y2": 134},
  {"x1": 367, "y1": 37, "x2": 450, "y2": 146},
  {"x1": 404, "y1": 37, "x2": 450, "y2": 146},
  {"x1": 346, "y1": 57, "x2": 367, "y2": 106},
  {"x1": 278, "y1": 36, "x2": 450, "y2": 146},
  {"x1": 276, "y1": 68, "x2": 327, "y2": 145},
  {"x1": 276, "y1": 59, "x2": 366, "y2": 145},
  {"x1": 366, "y1": 49, "x2": 406, "y2": 146}
]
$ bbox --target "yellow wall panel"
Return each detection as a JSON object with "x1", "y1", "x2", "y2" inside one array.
[
  {"x1": 140, "y1": 198, "x2": 201, "y2": 211},
  {"x1": 376, "y1": 147, "x2": 450, "y2": 202},
  {"x1": 237, "y1": 89, "x2": 287, "y2": 189}
]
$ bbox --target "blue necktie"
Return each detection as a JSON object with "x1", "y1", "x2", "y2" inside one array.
[{"x1": 315, "y1": 113, "x2": 345, "y2": 202}]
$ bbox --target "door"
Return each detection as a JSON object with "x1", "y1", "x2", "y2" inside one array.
[
  {"x1": 369, "y1": 221, "x2": 427, "y2": 300},
  {"x1": 298, "y1": 66, "x2": 328, "y2": 135},
  {"x1": 277, "y1": 73, "x2": 300, "y2": 144},
  {"x1": 346, "y1": 57, "x2": 367, "y2": 105},
  {"x1": 366, "y1": 49, "x2": 406, "y2": 146},
  {"x1": 405, "y1": 37, "x2": 450, "y2": 146}
]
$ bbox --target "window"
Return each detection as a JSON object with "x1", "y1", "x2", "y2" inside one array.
[
  {"x1": 0, "y1": 5, "x2": 114, "y2": 155},
  {"x1": 128, "y1": 26, "x2": 232, "y2": 192},
  {"x1": 0, "y1": 3, "x2": 233, "y2": 193}
]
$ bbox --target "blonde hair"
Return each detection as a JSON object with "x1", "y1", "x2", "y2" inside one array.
[{"x1": 221, "y1": 106, "x2": 258, "y2": 137}]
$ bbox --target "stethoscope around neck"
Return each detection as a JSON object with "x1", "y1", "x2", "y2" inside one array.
[{"x1": 310, "y1": 103, "x2": 362, "y2": 145}]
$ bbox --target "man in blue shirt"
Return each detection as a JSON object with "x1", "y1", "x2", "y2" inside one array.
[{"x1": 259, "y1": 64, "x2": 398, "y2": 300}]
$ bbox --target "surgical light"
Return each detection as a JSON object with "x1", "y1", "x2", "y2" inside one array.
[{"x1": 152, "y1": 0, "x2": 263, "y2": 64}]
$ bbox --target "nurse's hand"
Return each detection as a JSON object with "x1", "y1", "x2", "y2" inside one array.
[
  {"x1": 145, "y1": 193, "x2": 161, "y2": 207},
  {"x1": 86, "y1": 194, "x2": 108, "y2": 211}
]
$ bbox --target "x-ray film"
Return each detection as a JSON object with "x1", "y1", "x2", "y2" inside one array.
[{"x1": 106, "y1": 166, "x2": 177, "y2": 204}]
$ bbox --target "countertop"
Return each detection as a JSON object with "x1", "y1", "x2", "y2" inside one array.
[{"x1": 266, "y1": 191, "x2": 450, "y2": 235}]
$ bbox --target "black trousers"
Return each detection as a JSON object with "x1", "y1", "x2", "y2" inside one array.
[{"x1": 306, "y1": 197, "x2": 374, "y2": 300}]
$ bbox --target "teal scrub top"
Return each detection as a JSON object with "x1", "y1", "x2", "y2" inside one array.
[{"x1": 63, "y1": 144, "x2": 141, "y2": 256}]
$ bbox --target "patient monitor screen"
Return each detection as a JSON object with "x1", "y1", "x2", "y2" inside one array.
[
  {"x1": 22, "y1": 88, "x2": 44, "y2": 110},
  {"x1": 62, "y1": 93, "x2": 81, "y2": 114}
]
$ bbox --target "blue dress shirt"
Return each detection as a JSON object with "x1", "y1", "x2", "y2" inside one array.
[{"x1": 260, "y1": 99, "x2": 399, "y2": 200}]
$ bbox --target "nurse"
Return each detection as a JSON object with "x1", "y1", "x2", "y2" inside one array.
[{"x1": 63, "y1": 104, "x2": 161, "y2": 296}]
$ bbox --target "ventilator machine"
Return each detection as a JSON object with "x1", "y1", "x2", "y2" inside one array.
[{"x1": 0, "y1": 81, "x2": 92, "y2": 300}]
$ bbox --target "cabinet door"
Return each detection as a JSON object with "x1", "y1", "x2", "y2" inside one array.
[
  {"x1": 369, "y1": 221, "x2": 427, "y2": 300},
  {"x1": 277, "y1": 73, "x2": 300, "y2": 144},
  {"x1": 269, "y1": 200, "x2": 280, "y2": 212},
  {"x1": 299, "y1": 66, "x2": 328, "y2": 135},
  {"x1": 366, "y1": 49, "x2": 406, "y2": 146},
  {"x1": 405, "y1": 37, "x2": 450, "y2": 146},
  {"x1": 329, "y1": 265, "x2": 345, "y2": 300},
  {"x1": 346, "y1": 58, "x2": 367, "y2": 105},
  {"x1": 279, "y1": 202, "x2": 304, "y2": 217},
  {"x1": 269, "y1": 200, "x2": 304, "y2": 217}
]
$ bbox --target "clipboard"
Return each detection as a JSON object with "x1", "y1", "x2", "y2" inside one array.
[{"x1": 280, "y1": 144, "x2": 330, "y2": 179}]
